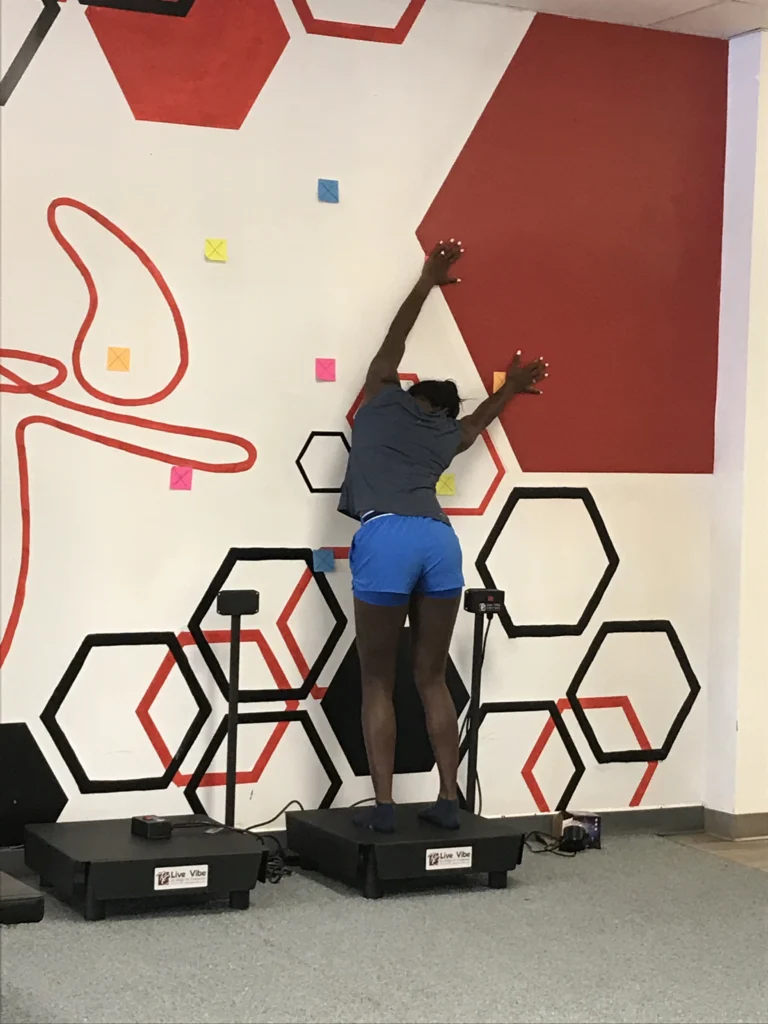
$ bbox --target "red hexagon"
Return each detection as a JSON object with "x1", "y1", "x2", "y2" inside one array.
[
  {"x1": 86, "y1": 0, "x2": 289, "y2": 129},
  {"x1": 418, "y1": 15, "x2": 725, "y2": 473},
  {"x1": 346, "y1": 372, "x2": 505, "y2": 516},
  {"x1": 524, "y1": 696, "x2": 658, "y2": 810},
  {"x1": 291, "y1": 0, "x2": 425, "y2": 44},
  {"x1": 137, "y1": 628, "x2": 298, "y2": 788}
]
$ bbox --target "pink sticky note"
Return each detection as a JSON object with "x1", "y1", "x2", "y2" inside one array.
[
  {"x1": 170, "y1": 466, "x2": 193, "y2": 490},
  {"x1": 316, "y1": 358, "x2": 336, "y2": 382}
]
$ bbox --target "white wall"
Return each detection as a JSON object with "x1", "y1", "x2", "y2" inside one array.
[
  {"x1": 707, "y1": 29, "x2": 768, "y2": 816},
  {"x1": 1, "y1": 0, "x2": 712, "y2": 827}
]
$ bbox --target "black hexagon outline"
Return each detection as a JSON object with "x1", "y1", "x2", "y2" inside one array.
[
  {"x1": 0, "y1": 0, "x2": 198, "y2": 108},
  {"x1": 40, "y1": 632, "x2": 211, "y2": 797},
  {"x1": 188, "y1": 547, "x2": 348, "y2": 704},
  {"x1": 458, "y1": 700, "x2": 585, "y2": 812},
  {"x1": 476, "y1": 486, "x2": 619, "y2": 639},
  {"x1": 567, "y1": 620, "x2": 701, "y2": 763},
  {"x1": 295, "y1": 431, "x2": 351, "y2": 495},
  {"x1": 0, "y1": 0, "x2": 61, "y2": 107},
  {"x1": 79, "y1": 0, "x2": 196, "y2": 14},
  {"x1": 183, "y1": 708, "x2": 342, "y2": 814}
]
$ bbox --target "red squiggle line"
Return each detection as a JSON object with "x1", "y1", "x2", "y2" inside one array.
[
  {"x1": 47, "y1": 198, "x2": 188, "y2": 407},
  {"x1": 0, "y1": 198, "x2": 257, "y2": 668}
]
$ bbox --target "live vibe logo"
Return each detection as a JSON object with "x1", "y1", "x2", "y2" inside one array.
[
  {"x1": 153, "y1": 864, "x2": 209, "y2": 891},
  {"x1": 425, "y1": 846, "x2": 473, "y2": 871}
]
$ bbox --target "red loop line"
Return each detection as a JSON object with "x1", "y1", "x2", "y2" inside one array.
[
  {"x1": 47, "y1": 197, "x2": 188, "y2": 407},
  {"x1": 0, "y1": 349, "x2": 67, "y2": 393},
  {"x1": 0, "y1": 198, "x2": 257, "y2": 668}
]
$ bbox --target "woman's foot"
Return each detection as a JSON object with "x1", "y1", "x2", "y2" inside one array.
[
  {"x1": 353, "y1": 801, "x2": 396, "y2": 833},
  {"x1": 418, "y1": 797, "x2": 460, "y2": 830}
]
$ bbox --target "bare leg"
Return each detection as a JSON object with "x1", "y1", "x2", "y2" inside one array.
[
  {"x1": 409, "y1": 592, "x2": 461, "y2": 810},
  {"x1": 354, "y1": 596, "x2": 409, "y2": 806}
]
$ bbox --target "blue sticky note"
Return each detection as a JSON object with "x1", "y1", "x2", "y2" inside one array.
[
  {"x1": 313, "y1": 549, "x2": 336, "y2": 573},
  {"x1": 318, "y1": 178, "x2": 339, "y2": 204}
]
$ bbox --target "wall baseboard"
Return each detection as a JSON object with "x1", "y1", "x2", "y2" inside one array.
[
  {"x1": 704, "y1": 808, "x2": 768, "y2": 840},
  {"x1": 492, "y1": 806, "x2": 705, "y2": 837}
]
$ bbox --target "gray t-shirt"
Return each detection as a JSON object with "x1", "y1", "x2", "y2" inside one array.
[{"x1": 338, "y1": 385, "x2": 462, "y2": 524}]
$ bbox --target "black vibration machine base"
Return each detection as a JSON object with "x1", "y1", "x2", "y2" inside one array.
[
  {"x1": 24, "y1": 815, "x2": 268, "y2": 921},
  {"x1": 0, "y1": 871, "x2": 45, "y2": 925},
  {"x1": 286, "y1": 803, "x2": 524, "y2": 900}
]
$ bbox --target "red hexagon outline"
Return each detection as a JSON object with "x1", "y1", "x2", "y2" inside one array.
[
  {"x1": 346, "y1": 373, "x2": 505, "y2": 516},
  {"x1": 278, "y1": 549, "x2": 350, "y2": 701},
  {"x1": 137, "y1": 628, "x2": 298, "y2": 788},
  {"x1": 523, "y1": 696, "x2": 659, "y2": 810},
  {"x1": 291, "y1": 0, "x2": 426, "y2": 44}
]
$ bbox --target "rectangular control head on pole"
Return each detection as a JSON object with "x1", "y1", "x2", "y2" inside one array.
[
  {"x1": 216, "y1": 590, "x2": 259, "y2": 617},
  {"x1": 463, "y1": 589, "x2": 505, "y2": 616}
]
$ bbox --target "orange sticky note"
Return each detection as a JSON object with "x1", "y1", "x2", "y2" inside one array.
[
  {"x1": 107, "y1": 346, "x2": 131, "y2": 372},
  {"x1": 493, "y1": 371, "x2": 506, "y2": 393}
]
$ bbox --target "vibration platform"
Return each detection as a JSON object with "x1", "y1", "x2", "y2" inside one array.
[
  {"x1": 25, "y1": 815, "x2": 267, "y2": 920},
  {"x1": 286, "y1": 803, "x2": 524, "y2": 899}
]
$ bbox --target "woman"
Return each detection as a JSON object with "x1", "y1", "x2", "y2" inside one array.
[{"x1": 339, "y1": 239, "x2": 547, "y2": 832}]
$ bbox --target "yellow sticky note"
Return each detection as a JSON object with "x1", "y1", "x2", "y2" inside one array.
[
  {"x1": 107, "y1": 346, "x2": 131, "y2": 372},
  {"x1": 205, "y1": 238, "x2": 227, "y2": 262},
  {"x1": 436, "y1": 473, "x2": 456, "y2": 496},
  {"x1": 493, "y1": 371, "x2": 506, "y2": 393}
]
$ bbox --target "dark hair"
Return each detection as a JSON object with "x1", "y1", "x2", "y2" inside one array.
[{"x1": 408, "y1": 379, "x2": 462, "y2": 419}]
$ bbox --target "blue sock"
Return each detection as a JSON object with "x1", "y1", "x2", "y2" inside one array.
[
  {"x1": 353, "y1": 801, "x2": 395, "y2": 833},
  {"x1": 419, "y1": 797, "x2": 460, "y2": 830}
]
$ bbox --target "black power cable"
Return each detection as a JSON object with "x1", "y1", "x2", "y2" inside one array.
[
  {"x1": 171, "y1": 800, "x2": 308, "y2": 883},
  {"x1": 242, "y1": 800, "x2": 305, "y2": 832},
  {"x1": 523, "y1": 830, "x2": 577, "y2": 858},
  {"x1": 460, "y1": 613, "x2": 493, "y2": 815}
]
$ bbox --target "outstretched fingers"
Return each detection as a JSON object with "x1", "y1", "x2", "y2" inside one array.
[{"x1": 428, "y1": 238, "x2": 465, "y2": 284}]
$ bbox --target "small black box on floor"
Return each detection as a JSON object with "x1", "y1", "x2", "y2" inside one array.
[
  {"x1": 0, "y1": 871, "x2": 45, "y2": 925},
  {"x1": 24, "y1": 815, "x2": 268, "y2": 920},
  {"x1": 286, "y1": 803, "x2": 524, "y2": 899}
]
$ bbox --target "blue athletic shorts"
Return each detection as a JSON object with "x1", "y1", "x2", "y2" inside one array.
[{"x1": 350, "y1": 514, "x2": 464, "y2": 607}]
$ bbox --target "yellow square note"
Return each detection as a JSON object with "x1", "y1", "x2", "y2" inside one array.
[
  {"x1": 493, "y1": 371, "x2": 507, "y2": 393},
  {"x1": 205, "y1": 238, "x2": 228, "y2": 262},
  {"x1": 436, "y1": 473, "x2": 456, "y2": 496},
  {"x1": 107, "y1": 346, "x2": 131, "y2": 372}
]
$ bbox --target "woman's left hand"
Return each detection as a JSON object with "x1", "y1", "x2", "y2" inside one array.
[
  {"x1": 421, "y1": 239, "x2": 464, "y2": 286},
  {"x1": 506, "y1": 351, "x2": 549, "y2": 395}
]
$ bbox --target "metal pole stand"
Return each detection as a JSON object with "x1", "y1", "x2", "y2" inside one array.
[
  {"x1": 462, "y1": 588, "x2": 506, "y2": 816},
  {"x1": 216, "y1": 589, "x2": 260, "y2": 829}
]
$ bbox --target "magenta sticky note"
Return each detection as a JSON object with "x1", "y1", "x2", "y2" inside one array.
[
  {"x1": 315, "y1": 358, "x2": 336, "y2": 382},
  {"x1": 170, "y1": 466, "x2": 193, "y2": 490}
]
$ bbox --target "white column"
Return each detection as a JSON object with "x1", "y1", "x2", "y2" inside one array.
[{"x1": 707, "y1": 30, "x2": 768, "y2": 832}]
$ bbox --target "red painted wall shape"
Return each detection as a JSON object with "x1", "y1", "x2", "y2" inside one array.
[
  {"x1": 86, "y1": 0, "x2": 289, "y2": 129},
  {"x1": 418, "y1": 15, "x2": 727, "y2": 474},
  {"x1": 291, "y1": 0, "x2": 426, "y2": 44}
]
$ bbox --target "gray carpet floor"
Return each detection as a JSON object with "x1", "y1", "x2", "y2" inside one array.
[{"x1": 1, "y1": 835, "x2": 767, "y2": 1024}]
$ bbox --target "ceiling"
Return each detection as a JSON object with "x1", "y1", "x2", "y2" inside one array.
[{"x1": 458, "y1": 0, "x2": 768, "y2": 38}]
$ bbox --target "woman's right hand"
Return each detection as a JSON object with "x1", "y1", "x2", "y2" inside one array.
[{"x1": 506, "y1": 351, "x2": 548, "y2": 395}]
